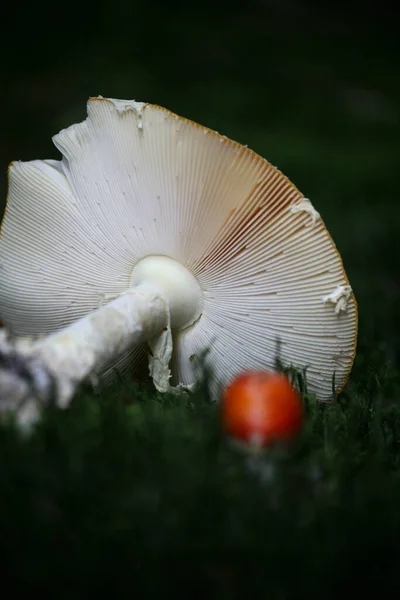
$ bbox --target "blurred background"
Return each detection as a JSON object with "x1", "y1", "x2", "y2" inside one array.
[{"x1": 1, "y1": 0, "x2": 399, "y2": 388}]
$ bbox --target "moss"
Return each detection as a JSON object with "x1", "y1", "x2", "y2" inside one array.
[{"x1": 0, "y1": 369, "x2": 400, "y2": 597}]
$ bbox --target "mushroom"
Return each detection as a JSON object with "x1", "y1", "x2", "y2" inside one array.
[{"x1": 0, "y1": 97, "x2": 358, "y2": 425}]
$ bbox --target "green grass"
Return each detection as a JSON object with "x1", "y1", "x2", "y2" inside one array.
[
  {"x1": 1, "y1": 371, "x2": 400, "y2": 597},
  {"x1": 1, "y1": 1, "x2": 399, "y2": 596}
]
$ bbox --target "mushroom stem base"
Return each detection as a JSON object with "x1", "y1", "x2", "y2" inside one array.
[{"x1": 0, "y1": 283, "x2": 170, "y2": 428}]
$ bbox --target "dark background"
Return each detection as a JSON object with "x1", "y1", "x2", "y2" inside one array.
[
  {"x1": 1, "y1": 0, "x2": 399, "y2": 386},
  {"x1": 1, "y1": 4, "x2": 400, "y2": 593}
]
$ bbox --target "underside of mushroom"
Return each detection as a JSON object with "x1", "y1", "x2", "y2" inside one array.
[{"x1": 0, "y1": 96, "x2": 358, "y2": 426}]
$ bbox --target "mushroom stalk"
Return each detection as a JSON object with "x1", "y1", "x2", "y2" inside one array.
[
  {"x1": 0, "y1": 283, "x2": 169, "y2": 428},
  {"x1": 0, "y1": 255, "x2": 204, "y2": 428}
]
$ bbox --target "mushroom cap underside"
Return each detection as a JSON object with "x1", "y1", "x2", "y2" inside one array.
[{"x1": 0, "y1": 96, "x2": 358, "y2": 400}]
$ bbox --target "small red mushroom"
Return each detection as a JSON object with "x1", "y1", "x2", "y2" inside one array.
[{"x1": 221, "y1": 370, "x2": 304, "y2": 448}]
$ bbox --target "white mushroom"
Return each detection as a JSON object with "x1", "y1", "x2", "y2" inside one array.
[{"x1": 0, "y1": 96, "x2": 358, "y2": 424}]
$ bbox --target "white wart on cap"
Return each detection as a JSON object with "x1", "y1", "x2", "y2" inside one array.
[{"x1": 0, "y1": 97, "x2": 358, "y2": 400}]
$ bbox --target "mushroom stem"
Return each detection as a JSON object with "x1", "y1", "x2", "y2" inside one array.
[
  {"x1": 0, "y1": 255, "x2": 205, "y2": 428},
  {"x1": 0, "y1": 283, "x2": 170, "y2": 428}
]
